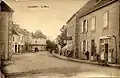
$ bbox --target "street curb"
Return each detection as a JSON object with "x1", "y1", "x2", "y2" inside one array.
[
  {"x1": 53, "y1": 53, "x2": 120, "y2": 69},
  {"x1": 52, "y1": 54, "x2": 99, "y2": 66}
]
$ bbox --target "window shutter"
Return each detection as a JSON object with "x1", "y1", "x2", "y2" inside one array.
[
  {"x1": 85, "y1": 20, "x2": 88, "y2": 32},
  {"x1": 81, "y1": 41, "x2": 83, "y2": 53},
  {"x1": 81, "y1": 21, "x2": 83, "y2": 33},
  {"x1": 91, "y1": 17, "x2": 96, "y2": 31},
  {"x1": 103, "y1": 12, "x2": 108, "y2": 28},
  {"x1": 86, "y1": 41, "x2": 88, "y2": 51}
]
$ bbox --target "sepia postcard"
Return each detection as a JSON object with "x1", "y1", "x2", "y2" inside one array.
[{"x1": 0, "y1": 0, "x2": 120, "y2": 78}]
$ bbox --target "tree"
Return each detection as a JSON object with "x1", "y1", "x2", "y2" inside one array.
[
  {"x1": 46, "y1": 40, "x2": 57, "y2": 51},
  {"x1": 57, "y1": 25, "x2": 67, "y2": 48}
]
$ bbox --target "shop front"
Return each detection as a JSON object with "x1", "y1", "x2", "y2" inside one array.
[{"x1": 99, "y1": 36, "x2": 116, "y2": 64}]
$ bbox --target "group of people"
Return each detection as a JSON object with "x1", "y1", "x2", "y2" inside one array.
[{"x1": 84, "y1": 51, "x2": 109, "y2": 66}]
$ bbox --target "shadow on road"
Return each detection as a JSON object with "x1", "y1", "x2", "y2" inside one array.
[{"x1": 5, "y1": 66, "x2": 89, "y2": 78}]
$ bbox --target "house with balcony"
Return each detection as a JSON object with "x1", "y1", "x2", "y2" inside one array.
[{"x1": 76, "y1": 0, "x2": 120, "y2": 64}]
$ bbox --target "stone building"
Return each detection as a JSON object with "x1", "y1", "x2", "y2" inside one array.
[
  {"x1": 30, "y1": 37, "x2": 47, "y2": 52},
  {"x1": 12, "y1": 24, "x2": 24, "y2": 53},
  {"x1": 12, "y1": 23, "x2": 32, "y2": 53},
  {"x1": 12, "y1": 28, "x2": 19, "y2": 54},
  {"x1": 77, "y1": 0, "x2": 120, "y2": 63},
  {"x1": 66, "y1": 0, "x2": 120, "y2": 64},
  {"x1": 0, "y1": 1, "x2": 14, "y2": 61}
]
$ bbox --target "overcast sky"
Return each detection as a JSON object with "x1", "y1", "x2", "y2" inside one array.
[{"x1": 5, "y1": 0, "x2": 88, "y2": 40}]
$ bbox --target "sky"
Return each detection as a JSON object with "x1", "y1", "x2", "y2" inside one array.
[{"x1": 5, "y1": 0, "x2": 88, "y2": 40}]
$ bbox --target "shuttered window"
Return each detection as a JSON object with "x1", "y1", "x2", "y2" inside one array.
[
  {"x1": 83, "y1": 41, "x2": 86, "y2": 53},
  {"x1": 82, "y1": 20, "x2": 88, "y2": 33},
  {"x1": 91, "y1": 17, "x2": 96, "y2": 31},
  {"x1": 103, "y1": 11, "x2": 109, "y2": 28},
  {"x1": 85, "y1": 20, "x2": 88, "y2": 32},
  {"x1": 81, "y1": 41, "x2": 83, "y2": 52},
  {"x1": 82, "y1": 40, "x2": 88, "y2": 53},
  {"x1": 81, "y1": 21, "x2": 83, "y2": 33}
]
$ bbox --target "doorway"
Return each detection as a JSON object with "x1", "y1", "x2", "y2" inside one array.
[
  {"x1": 91, "y1": 40, "x2": 96, "y2": 60},
  {"x1": 18, "y1": 45, "x2": 20, "y2": 53},
  {"x1": 15, "y1": 45, "x2": 17, "y2": 53},
  {"x1": 105, "y1": 44, "x2": 108, "y2": 61}
]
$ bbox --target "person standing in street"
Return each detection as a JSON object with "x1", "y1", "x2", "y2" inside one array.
[{"x1": 85, "y1": 51, "x2": 89, "y2": 60}]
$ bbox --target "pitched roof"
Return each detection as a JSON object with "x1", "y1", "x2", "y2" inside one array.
[
  {"x1": 66, "y1": 14, "x2": 76, "y2": 24},
  {"x1": 12, "y1": 23, "x2": 31, "y2": 36},
  {"x1": 0, "y1": 1, "x2": 14, "y2": 12},
  {"x1": 78, "y1": 0, "x2": 119, "y2": 18},
  {"x1": 12, "y1": 29, "x2": 19, "y2": 35},
  {"x1": 66, "y1": 0, "x2": 118, "y2": 24}
]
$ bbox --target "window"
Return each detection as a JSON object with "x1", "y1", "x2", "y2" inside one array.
[
  {"x1": 91, "y1": 40, "x2": 96, "y2": 56},
  {"x1": 82, "y1": 40, "x2": 88, "y2": 53},
  {"x1": 13, "y1": 36, "x2": 14, "y2": 41},
  {"x1": 103, "y1": 11, "x2": 109, "y2": 28},
  {"x1": 83, "y1": 41, "x2": 86, "y2": 53},
  {"x1": 82, "y1": 20, "x2": 88, "y2": 33},
  {"x1": 91, "y1": 17, "x2": 96, "y2": 31}
]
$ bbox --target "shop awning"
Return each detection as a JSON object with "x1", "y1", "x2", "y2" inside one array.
[{"x1": 100, "y1": 36, "x2": 111, "y2": 39}]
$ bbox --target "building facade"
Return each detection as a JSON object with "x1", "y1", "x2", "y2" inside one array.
[
  {"x1": 0, "y1": 1, "x2": 14, "y2": 61},
  {"x1": 77, "y1": 0, "x2": 120, "y2": 63},
  {"x1": 12, "y1": 29, "x2": 19, "y2": 53},
  {"x1": 12, "y1": 23, "x2": 27, "y2": 53},
  {"x1": 65, "y1": 0, "x2": 120, "y2": 64},
  {"x1": 30, "y1": 38, "x2": 47, "y2": 51}
]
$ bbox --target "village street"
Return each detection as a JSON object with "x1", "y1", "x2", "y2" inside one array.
[{"x1": 3, "y1": 51, "x2": 120, "y2": 78}]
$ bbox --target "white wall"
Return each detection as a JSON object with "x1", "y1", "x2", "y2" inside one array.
[
  {"x1": 12, "y1": 34, "x2": 19, "y2": 53},
  {"x1": 18, "y1": 33, "x2": 24, "y2": 45},
  {"x1": 31, "y1": 38, "x2": 46, "y2": 45}
]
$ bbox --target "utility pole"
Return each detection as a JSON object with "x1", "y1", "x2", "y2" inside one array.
[{"x1": 75, "y1": 12, "x2": 79, "y2": 59}]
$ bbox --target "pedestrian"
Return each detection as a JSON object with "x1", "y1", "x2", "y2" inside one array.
[
  {"x1": 96, "y1": 53, "x2": 99, "y2": 61},
  {"x1": 104, "y1": 51, "x2": 109, "y2": 66},
  {"x1": 85, "y1": 51, "x2": 89, "y2": 60},
  {"x1": 35, "y1": 47, "x2": 38, "y2": 52},
  {"x1": 50, "y1": 49, "x2": 53, "y2": 54},
  {"x1": 96, "y1": 53, "x2": 101, "y2": 64}
]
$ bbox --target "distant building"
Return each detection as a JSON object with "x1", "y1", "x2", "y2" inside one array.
[
  {"x1": 12, "y1": 23, "x2": 32, "y2": 53},
  {"x1": 0, "y1": 1, "x2": 14, "y2": 61},
  {"x1": 30, "y1": 37, "x2": 47, "y2": 52},
  {"x1": 12, "y1": 29, "x2": 19, "y2": 53}
]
